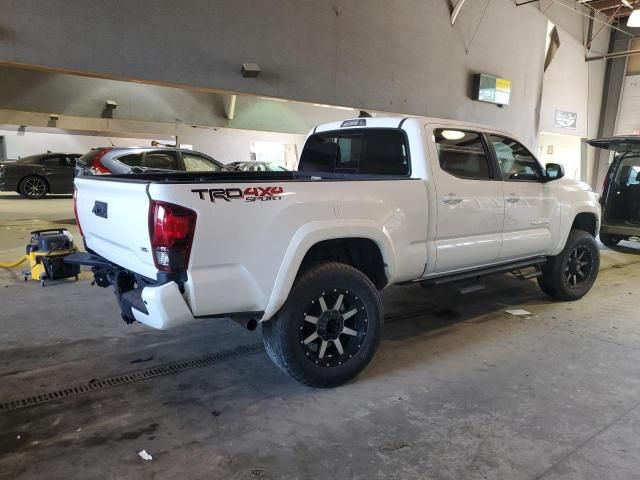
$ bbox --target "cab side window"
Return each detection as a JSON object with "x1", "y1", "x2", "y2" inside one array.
[
  {"x1": 489, "y1": 135, "x2": 542, "y2": 181},
  {"x1": 434, "y1": 129, "x2": 491, "y2": 180}
]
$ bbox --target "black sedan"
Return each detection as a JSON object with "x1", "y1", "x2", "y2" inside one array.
[{"x1": 0, "y1": 153, "x2": 81, "y2": 199}]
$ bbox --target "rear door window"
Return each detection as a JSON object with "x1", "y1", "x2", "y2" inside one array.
[
  {"x1": 142, "y1": 151, "x2": 179, "y2": 170},
  {"x1": 116, "y1": 153, "x2": 143, "y2": 167},
  {"x1": 61, "y1": 156, "x2": 76, "y2": 167},
  {"x1": 616, "y1": 158, "x2": 640, "y2": 185},
  {"x1": 434, "y1": 129, "x2": 492, "y2": 180},
  {"x1": 299, "y1": 129, "x2": 409, "y2": 175},
  {"x1": 42, "y1": 157, "x2": 63, "y2": 167}
]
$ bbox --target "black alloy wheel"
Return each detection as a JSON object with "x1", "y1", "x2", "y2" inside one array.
[
  {"x1": 262, "y1": 262, "x2": 383, "y2": 388},
  {"x1": 298, "y1": 288, "x2": 368, "y2": 368}
]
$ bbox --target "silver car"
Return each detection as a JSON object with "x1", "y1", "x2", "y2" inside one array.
[{"x1": 76, "y1": 146, "x2": 223, "y2": 175}]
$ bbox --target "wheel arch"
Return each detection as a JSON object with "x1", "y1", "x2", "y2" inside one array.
[
  {"x1": 571, "y1": 212, "x2": 598, "y2": 237},
  {"x1": 262, "y1": 221, "x2": 395, "y2": 321},
  {"x1": 552, "y1": 203, "x2": 601, "y2": 256}
]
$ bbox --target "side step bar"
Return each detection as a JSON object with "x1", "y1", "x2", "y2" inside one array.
[{"x1": 421, "y1": 258, "x2": 546, "y2": 291}]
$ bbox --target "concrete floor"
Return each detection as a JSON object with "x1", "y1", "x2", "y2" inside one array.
[{"x1": 2, "y1": 192, "x2": 640, "y2": 479}]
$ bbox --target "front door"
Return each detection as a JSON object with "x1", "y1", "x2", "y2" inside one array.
[
  {"x1": 487, "y1": 134, "x2": 559, "y2": 260},
  {"x1": 427, "y1": 127, "x2": 505, "y2": 273}
]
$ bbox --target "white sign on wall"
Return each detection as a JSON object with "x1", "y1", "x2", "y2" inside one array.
[{"x1": 554, "y1": 110, "x2": 577, "y2": 130}]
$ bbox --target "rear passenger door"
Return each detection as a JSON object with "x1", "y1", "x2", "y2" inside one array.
[
  {"x1": 487, "y1": 135, "x2": 558, "y2": 260},
  {"x1": 427, "y1": 127, "x2": 505, "y2": 273}
]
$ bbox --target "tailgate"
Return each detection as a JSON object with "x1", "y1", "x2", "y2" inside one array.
[
  {"x1": 587, "y1": 136, "x2": 640, "y2": 153},
  {"x1": 75, "y1": 177, "x2": 157, "y2": 279}
]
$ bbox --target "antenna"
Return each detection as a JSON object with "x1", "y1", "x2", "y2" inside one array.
[{"x1": 107, "y1": 137, "x2": 115, "y2": 146}]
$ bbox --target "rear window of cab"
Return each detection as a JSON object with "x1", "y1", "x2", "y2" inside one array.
[{"x1": 299, "y1": 128, "x2": 410, "y2": 176}]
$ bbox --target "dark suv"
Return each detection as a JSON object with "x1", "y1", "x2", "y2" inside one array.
[
  {"x1": 77, "y1": 147, "x2": 223, "y2": 175},
  {"x1": 589, "y1": 136, "x2": 640, "y2": 247}
]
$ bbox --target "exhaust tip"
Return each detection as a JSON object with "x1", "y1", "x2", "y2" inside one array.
[{"x1": 231, "y1": 316, "x2": 259, "y2": 331}]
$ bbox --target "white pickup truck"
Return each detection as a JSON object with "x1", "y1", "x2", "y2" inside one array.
[{"x1": 68, "y1": 116, "x2": 601, "y2": 387}]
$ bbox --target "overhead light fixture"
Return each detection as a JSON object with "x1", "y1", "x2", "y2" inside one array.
[
  {"x1": 241, "y1": 63, "x2": 261, "y2": 78},
  {"x1": 628, "y1": 10, "x2": 640, "y2": 28},
  {"x1": 259, "y1": 96, "x2": 288, "y2": 102},
  {"x1": 102, "y1": 99, "x2": 118, "y2": 118},
  {"x1": 442, "y1": 130, "x2": 466, "y2": 140},
  {"x1": 312, "y1": 103, "x2": 355, "y2": 111}
]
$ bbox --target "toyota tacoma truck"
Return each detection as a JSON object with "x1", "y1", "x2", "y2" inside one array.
[{"x1": 68, "y1": 116, "x2": 601, "y2": 388}]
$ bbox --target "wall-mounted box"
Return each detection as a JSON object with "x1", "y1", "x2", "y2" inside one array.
[{"x1": 473, "y1": 74, "x2": 511, "y2": 106}]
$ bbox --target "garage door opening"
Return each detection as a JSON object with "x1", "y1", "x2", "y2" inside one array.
[{"x1": 538, "y1": 132, "x2": 585, "y2": 182}]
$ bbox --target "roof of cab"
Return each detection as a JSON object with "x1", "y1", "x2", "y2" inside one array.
[{"x1": 312, "y1": 116, "x2": 516, "y2": 137}]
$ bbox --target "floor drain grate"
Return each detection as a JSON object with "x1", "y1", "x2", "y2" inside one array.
[{"x1": 0, "y1": 342, "x2": 265, "y2": 413}]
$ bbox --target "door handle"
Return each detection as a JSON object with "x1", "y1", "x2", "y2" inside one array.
[
  {"x1": 443, "y1": 194, "x2": 463, "y2": 205},
  {"x1": 506, "y1": 195, "x2": 520, "y2": 203},
  {"x1": 42, "y1": 168, "x2": 53, "y2": 173}
]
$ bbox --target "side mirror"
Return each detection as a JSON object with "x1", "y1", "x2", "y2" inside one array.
[{"x1": 545, "y1": 163, "x2": 565, "y2": 181}]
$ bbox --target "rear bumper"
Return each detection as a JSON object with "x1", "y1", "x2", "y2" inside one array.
[
  {"x1": 131, "y1": 281, "x2": 194, "y2": 329},
  {"x1": 64, "y1": 251, "x2": 196, "y2": 330}
]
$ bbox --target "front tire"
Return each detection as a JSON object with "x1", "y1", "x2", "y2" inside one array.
[
  {"x1": 262, "y1": 262, "x2": 383, "y2": 388},
  {"x1": 538, "y1": 229, "x2": 599, "y2": 301},
  {"x1": 19, "y1": 176, "x2": 48, "y2": 199},
  {"x1": 600, "y1": 233, "x2": 622, "y2": 248}
]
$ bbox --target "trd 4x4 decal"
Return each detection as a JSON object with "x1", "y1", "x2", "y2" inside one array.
[{"x1": 191, "y1": 186, "x2": 284, "y2": 203}]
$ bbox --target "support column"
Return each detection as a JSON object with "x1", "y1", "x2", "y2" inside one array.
[{"x1": 594, "y1": 30, "x2": 630, "y2": 191}]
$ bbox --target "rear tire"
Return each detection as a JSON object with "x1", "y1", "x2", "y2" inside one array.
[
  {"x1": 600, "y1": 233, "x2": 622, "y2": 248},
  {"x1": 19, "y1": 176, "x2": 48, "y2": 199},
  {"x1": 538, "y1": 229, "x2": 599, "y2": 301},
  {"x1": 262, "y1": 262, "x2": 383, "y2": 388}
]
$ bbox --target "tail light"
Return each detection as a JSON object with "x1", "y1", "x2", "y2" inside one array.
[
  {"x1": 90, "y1": 148, "x2": 112, "y2": 174},
  {"x1": 73, "y1": 188, "x2": 83, "y2": 236},
  {"x1": 149, "y1": 201, "x2": 197, "y2": 273}
]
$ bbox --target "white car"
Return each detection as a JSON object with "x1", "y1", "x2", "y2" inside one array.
[{"x1": 68, "y1": 116, "x2": 601, "y2": 387}]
